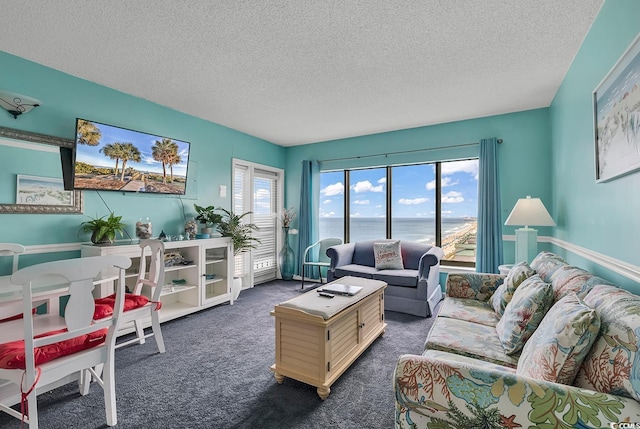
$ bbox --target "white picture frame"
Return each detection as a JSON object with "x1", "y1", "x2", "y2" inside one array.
[{"x1": 594, "y1": 32, "x2": 640, "y2": 183}]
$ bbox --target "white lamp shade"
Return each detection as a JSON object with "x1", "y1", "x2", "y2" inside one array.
[{"x1": 504, "y1": 196, "x2": 555, "y2": 227}]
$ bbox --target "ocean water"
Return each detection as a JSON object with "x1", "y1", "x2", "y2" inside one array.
[{"x1": 319, "y1": 217, "x2": 476, "y2": 244}]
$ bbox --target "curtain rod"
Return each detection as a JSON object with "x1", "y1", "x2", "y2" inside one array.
[{"x1": 318, "y1": 139, "x2": 502, "y2": 164}]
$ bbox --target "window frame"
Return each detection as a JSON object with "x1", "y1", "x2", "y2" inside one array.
[{"x1": 319, "y1": 158, "x2": 478, "y2": 268}]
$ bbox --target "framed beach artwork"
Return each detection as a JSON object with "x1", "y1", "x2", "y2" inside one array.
[
  {"x1": 0, "y1": 126, "x2": 83, "y2": 214},
  {"x1": 16, "y1": 175, "x2": 75, "y2": 207},
  {"x1": 594, "y1": 33, "x2": 640, "y2": 183}
]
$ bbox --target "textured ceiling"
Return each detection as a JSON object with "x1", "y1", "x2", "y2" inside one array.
[{"x1": 0, "y1": 1, "x2": 603, "y2": 146}]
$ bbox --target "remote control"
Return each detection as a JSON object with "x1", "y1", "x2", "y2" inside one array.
[{"x1": 318, "y1": 292, "x2": 335, "y2": 298}]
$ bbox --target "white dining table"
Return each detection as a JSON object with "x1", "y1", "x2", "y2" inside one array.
[{"x1": 0, "y1": 269, "x2": 121, "y2": 338}]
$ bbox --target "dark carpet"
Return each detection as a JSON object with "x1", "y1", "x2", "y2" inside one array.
[{"x1": 0, "y1": 280, "x2": 436, "y2": 429}]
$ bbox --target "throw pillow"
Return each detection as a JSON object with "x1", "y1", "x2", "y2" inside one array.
[
  {"x1": 373, "y1": 241, "x2": 404, "y2": 270},
  {"x1": 517, "y1": 293, "x2": 600, "y2": 385},
  {"x1": 530, "y1": 251, "x2": 568, "y2": 282},
  {"x1": 491, "y1": 261, "x2": 536, "y2": 317},
  {"x1": 496, "y1": 274, "x2": 554, "y2": 355}
]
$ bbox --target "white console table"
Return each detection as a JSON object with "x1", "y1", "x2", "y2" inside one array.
[{"x1": 81, "y1": 237, "x2": 234, "y2": 325}]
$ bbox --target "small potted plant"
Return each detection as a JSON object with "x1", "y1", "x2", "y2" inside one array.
[
  {"x1": 194, "y1": 204, "x2": 223, "y2": 237},
  {"x1": 79, "y1": 212, "x2": 126, "y2": 245}
]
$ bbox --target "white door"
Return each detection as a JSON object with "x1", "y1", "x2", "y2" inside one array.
[{"x1": 233, "y1": 159, "x2": 284, "y2": 286}]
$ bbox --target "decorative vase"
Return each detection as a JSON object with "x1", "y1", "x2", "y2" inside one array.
[
  {"x1": 91, "y1": 231, "x2": 112, "y2": 245},
  {"x1": 135, "y1": 217, "x2": 152, "y2": 240},
  {"x1": 279, "y1": 227, "x2": 295, "y2": 280},
  {"x1": 184, "y1": 217, "x2": 197, "y2": 240}
]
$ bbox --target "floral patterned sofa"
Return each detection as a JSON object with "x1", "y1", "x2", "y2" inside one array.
[{"x1": 393, "y1": 251, "x2": 640, "y2": 428}]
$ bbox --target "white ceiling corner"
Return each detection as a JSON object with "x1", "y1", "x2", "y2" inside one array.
[{"x1": 0, "y1": 0, "x2": 603, "y2": 146}]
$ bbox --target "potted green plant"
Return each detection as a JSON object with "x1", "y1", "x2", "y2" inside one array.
[
  {"x1": 194, "y1": 204, "x2": 223, "y2": 236},
  {"x1": 79, "y1": 212, "x2": 126, "y2": 245},
  {"x1": 215, "y1": 207, "x2": 260, "y2": 300},
  {"x1": 215, "y1": 207, "x2": 260, "y2": 255}
]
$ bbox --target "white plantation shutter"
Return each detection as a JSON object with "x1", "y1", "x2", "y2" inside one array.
[
  {"x1": 234, "y1": 165, "x2": 250, "y2": 214},
  {"x1": 253, "y1": 170, "x2": 278, "y2": 284},
  {"x1": 233, "y1": 164, "x2": 250, "y2": 280},
  {"x1": 232, "y1": 160, "x2": 283, "y2": 286}
]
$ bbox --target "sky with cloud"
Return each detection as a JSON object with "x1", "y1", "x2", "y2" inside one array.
[{"x1": 319, "y1": 159, "x2": 478, "y2": 219}]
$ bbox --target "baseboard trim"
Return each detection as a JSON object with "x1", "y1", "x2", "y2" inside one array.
[{"x1": 504, "y1": 234, "x2": 640, "y2": 284}]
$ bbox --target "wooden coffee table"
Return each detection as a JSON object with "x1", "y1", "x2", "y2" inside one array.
[{"x1": 270, "y1": 276, "x2": 387, "y2": 399}]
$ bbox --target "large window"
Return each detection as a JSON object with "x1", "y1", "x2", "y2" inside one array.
[
  {"x1": 391, "y1": 164, "x2": 436, "y2": 244},
  {"x1": 319, "y1": 159, "x2": 478, "y2": 266},
  {"x1": 318, "y1": 170, "x2": 344, "y2": 240},
  {"x1": 349, "y1": 168, "x2": 386, "y2": 242}
]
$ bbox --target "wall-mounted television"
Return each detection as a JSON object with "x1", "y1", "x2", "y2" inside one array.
[
  {"x1": 73, "y1": 118, "x2": 191, "y2": 195},
  {"x1": 60, "y1": 146, "x2": 76, "y2": 191}
]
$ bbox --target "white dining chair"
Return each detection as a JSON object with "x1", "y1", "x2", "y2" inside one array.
[
  {"x1": 0, "y1": 243, "x2": 25, "y2": 274},
  {"x1": 0, "y1": 243, "x2": 27, "y2": 322},
  {"x1": 0, "y1": 255, "x2": 131, "y2": 428},
  {"x1": 94, "y1": 239, "x2": 166, "y2": 353}
]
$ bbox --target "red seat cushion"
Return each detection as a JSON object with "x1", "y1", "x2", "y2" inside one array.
[
  {"x1": 93, "y1": 293, "x2": 149, "y2": 320},
  {"x1": 0, "y1": 328, "x2": 108, "y2": 370},
  {"x1": 0, "y1": 308, "x2": 36, "y2": 324}
]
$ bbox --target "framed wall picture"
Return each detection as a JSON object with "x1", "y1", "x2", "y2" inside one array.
[
  {"x1": 0, "y1": 126, "x2": 83, "y2": 214},
  {"x1": 594, "y1": 33, "x2": 640, "y2": 183},
  {"x1": 16, "y1": 175, "x2": 75, "y2": 207}
]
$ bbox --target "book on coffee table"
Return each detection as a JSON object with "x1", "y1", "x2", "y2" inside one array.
[{"x1": 319, "y1": 283, "x2": 362, "y2": 296}]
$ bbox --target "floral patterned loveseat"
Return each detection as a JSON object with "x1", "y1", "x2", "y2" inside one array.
[{"x1": 393, "y1": 251, "x2": 640, "y2": 428}]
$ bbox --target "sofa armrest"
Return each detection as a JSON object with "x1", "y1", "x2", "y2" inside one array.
[
  {"x1": 326, "y1": 242, "x2": 355, "y2": 271},
  {"x1": 445, "y1": 272, "x2": 505, "y2": 302},
  {"x1": 394, "y1": 352, "x2": 640, "y2": 429},
  {"x1": 417, "y1": 246, "x2": 443, "y2": 282}
]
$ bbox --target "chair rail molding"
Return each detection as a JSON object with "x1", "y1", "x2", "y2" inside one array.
[
  {"x1": 24, "y1": 242, "x2": 82, "y2": 254},
  {"x1": 548, "y1": 237, "x2": 640, "y2": 284},
  {"x1": 504, "y1": 234, "x2": 640, "y2": 284},
  {"x1": 20, "y1": 236, "x2": 640, "y2": 287}
]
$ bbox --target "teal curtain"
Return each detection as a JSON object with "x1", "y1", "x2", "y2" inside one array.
[
  {"x1": 296, "y1": 160, "x2": 319, "y2": 278},
  {"x1": 476, "y1": 137, "x2": 503, "y2": 273}
]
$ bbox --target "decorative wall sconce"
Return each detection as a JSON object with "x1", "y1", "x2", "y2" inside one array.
[{"x1": 0, "y1": 90, "x2": 41, "y2": 119}]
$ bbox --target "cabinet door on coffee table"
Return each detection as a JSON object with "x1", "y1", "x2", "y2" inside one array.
[{"x1": 359, "y1": 292, "x2": 384, "y2": 343}]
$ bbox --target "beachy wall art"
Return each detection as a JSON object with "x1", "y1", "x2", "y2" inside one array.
[{"x1": 594, "y1": 33, "x2": 640, "y2": 182}]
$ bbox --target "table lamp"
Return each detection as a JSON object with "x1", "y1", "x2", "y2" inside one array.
[{"x1": 504, "y1": 196, "x2": 555, "y2": 264}]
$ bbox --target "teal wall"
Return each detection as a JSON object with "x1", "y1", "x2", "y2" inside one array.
[
  {"x1": 549, "y1": 0, "x2": 640, "y2": 292},
  {"x1": 5, "y1": 0, "x2": 639, "y2": 294},
  {"x1": 0, "y1": 51, "x2": 285, "y2": 246},
  {"x1": 284, "y1": 108, "x2": 553, "y2": 262}
]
